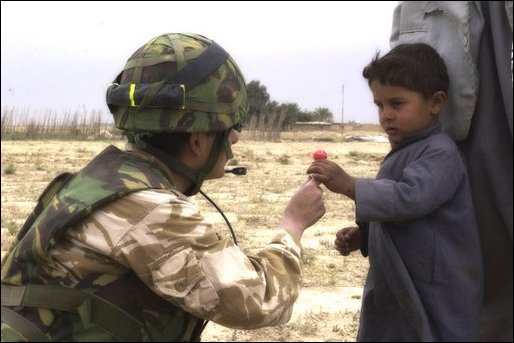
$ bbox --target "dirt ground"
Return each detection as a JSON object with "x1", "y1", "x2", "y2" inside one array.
[{"x1": 1, "y1": 129, "x2": 389, "y2": 342}]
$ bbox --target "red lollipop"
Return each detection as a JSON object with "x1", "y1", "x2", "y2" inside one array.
[{"x1": 312, "y1": 149, "x2": 328, "y2": 160}]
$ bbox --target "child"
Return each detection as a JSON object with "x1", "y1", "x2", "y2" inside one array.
[{"x1": 307, "y1": 43, "x2": 483, "y2": 341}]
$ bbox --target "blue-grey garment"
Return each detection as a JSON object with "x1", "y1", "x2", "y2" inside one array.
[
  {"x1": 460, "y1": 3, "x2": 513, "y2": 340},
  {"x1": 391, "y1": 1, "x2": 513, "y2": 142},
  {"x1": 390, "y1": 1, "x2": 484, "y2": 142},
  {"x1": 355, "y1": 123, "x2": 484, "y2": 342},
  {"x1": 391, "y1": 3, "x2": 513, "y2": 341}
]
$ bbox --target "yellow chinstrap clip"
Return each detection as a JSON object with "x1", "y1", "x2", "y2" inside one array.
[
  {"x1": 129, "y1": 83, "x2": 136, "y2": 107},
  {"x1": 180, "y1": 84, "x2": 186, "y2": 109}
]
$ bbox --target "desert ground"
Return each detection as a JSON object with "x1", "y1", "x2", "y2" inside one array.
[{"x1": 1, "y1": 128, "x2": 390, "y2": 342}]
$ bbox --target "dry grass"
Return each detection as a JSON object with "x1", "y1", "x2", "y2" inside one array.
[
  {"x1": 1, "y1": 107, "x2": 119, "y2": 141},
  {"x1": 0, "y1": 129, "x2": 389, "y2": 342}
]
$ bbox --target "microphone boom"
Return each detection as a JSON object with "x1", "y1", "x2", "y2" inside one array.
[{"x1": 225, "y1": 167, "x2": 247, "y2": 175}]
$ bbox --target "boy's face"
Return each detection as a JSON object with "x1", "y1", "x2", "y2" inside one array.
[{"x1": 370, "y1": 81, "x2": 442, "y2": 144}]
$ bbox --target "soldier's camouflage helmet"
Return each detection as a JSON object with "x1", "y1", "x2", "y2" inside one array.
[{"x1": 106, "y1": 33, "x2": 248, "y2": 133}]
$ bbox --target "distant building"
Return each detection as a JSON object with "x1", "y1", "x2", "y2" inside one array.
[{"x1": 293, "y1": 122, "x2": 341, "y2": 131}]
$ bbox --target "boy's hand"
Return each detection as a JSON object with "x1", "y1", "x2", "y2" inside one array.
[
  {"x1": 307, "y1": 160, "x2": 356, "y2": 199},
  {"x1": 335, "y1": 226, "x2": 364, "y2": 256}
]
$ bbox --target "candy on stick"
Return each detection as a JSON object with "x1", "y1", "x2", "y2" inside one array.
[{"x1": 312, "y1": 149, "x2": 328, "y2": 160}]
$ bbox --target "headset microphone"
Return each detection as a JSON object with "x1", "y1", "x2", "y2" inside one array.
[{"x1": 225, "y1": 167, "x2": 247, "y2": 175}]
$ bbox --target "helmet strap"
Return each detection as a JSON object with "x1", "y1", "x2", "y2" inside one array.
[
  {"x1": 223, "y1": 133, "x2": 234, "y2": 160},
  {"x1": 184, "y1": 131, "x2": 227, "y2": 196},
  {"x1": 134, "y1": 130, "x2": 230, "y2": 196}
]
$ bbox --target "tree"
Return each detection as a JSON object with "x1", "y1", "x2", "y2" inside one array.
[
  {"x1": 296, "y1": 110, "x2": 313, "y2": 122},
  {"x1": 312, "y1": 107, "x2": 334, "y2": 122},
  {"x1": 245, "y1": 80, "x2": 270, "y2": 125},
  {"x1": 245, "y1": 79, "x2": 335, "y2": 130},
  {"x1": 278, "y1": 102, "x2": 301, "y2": 130},
  {"x1": 263, "y1": 100, "x2": 280, "y2": 118}
]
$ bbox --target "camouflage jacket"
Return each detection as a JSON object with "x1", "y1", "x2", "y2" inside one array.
[{"x1": 1, "y1": 144, "x2": 303, "y2": 341}]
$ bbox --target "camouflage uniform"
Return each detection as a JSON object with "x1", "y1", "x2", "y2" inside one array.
[
  {"x1": 2, "y1": 143, "x2": 303, "y2": 341},
  {"x1": 1, "y1": 33, "x2": 303, "y2": 341}
]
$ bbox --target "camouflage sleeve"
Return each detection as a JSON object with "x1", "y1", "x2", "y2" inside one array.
[{"x1": 53, "y1": 189, "x2": 303, "y2": 329}]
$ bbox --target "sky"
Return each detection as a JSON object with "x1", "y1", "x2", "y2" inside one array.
[{"x1": 1, "y1": 1, "x2": 399, "y2": 124}]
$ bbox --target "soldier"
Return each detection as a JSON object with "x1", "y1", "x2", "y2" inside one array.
[{"x1": 1, "y1": 33, "x2": 325, "y2": 341}]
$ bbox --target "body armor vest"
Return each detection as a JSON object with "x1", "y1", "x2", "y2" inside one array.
[{"x1": 1, "y1": 145, "x2": 206, "y2": 341}]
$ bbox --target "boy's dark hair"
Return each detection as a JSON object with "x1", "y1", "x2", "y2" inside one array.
[{"x1": 362, "y1": 43, "x2": 449, "y2": 99}]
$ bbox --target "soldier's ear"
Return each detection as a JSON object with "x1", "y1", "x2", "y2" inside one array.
[
  {"x1": 188, "y1": 133, "x2": 203, "y2": 157},
  {"x1": 188, "y1": 133, "x2": 213, "y2": 158}
]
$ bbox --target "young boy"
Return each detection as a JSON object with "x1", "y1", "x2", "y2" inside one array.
[{"x1": 307, "y1": 43, "x2": 484, "y2": 341}]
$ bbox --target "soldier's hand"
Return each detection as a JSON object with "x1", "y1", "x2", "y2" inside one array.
[{"x1": 279, "y1": 177, "x2": 325, "y2": 241}]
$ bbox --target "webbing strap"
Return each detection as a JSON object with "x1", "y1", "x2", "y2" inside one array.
[
  {"x1": 1, "y1": 306, "x2": 50, "y2": 342},
  {"x1": 166, "y1": 41, "x2": 229, "y2": 90},
  {"x1": 1, "y1": 284, "x2": 143, "y2": 342},
  {"x1": 170, "y1": 36, "x2": 186, "y2": 71}
]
